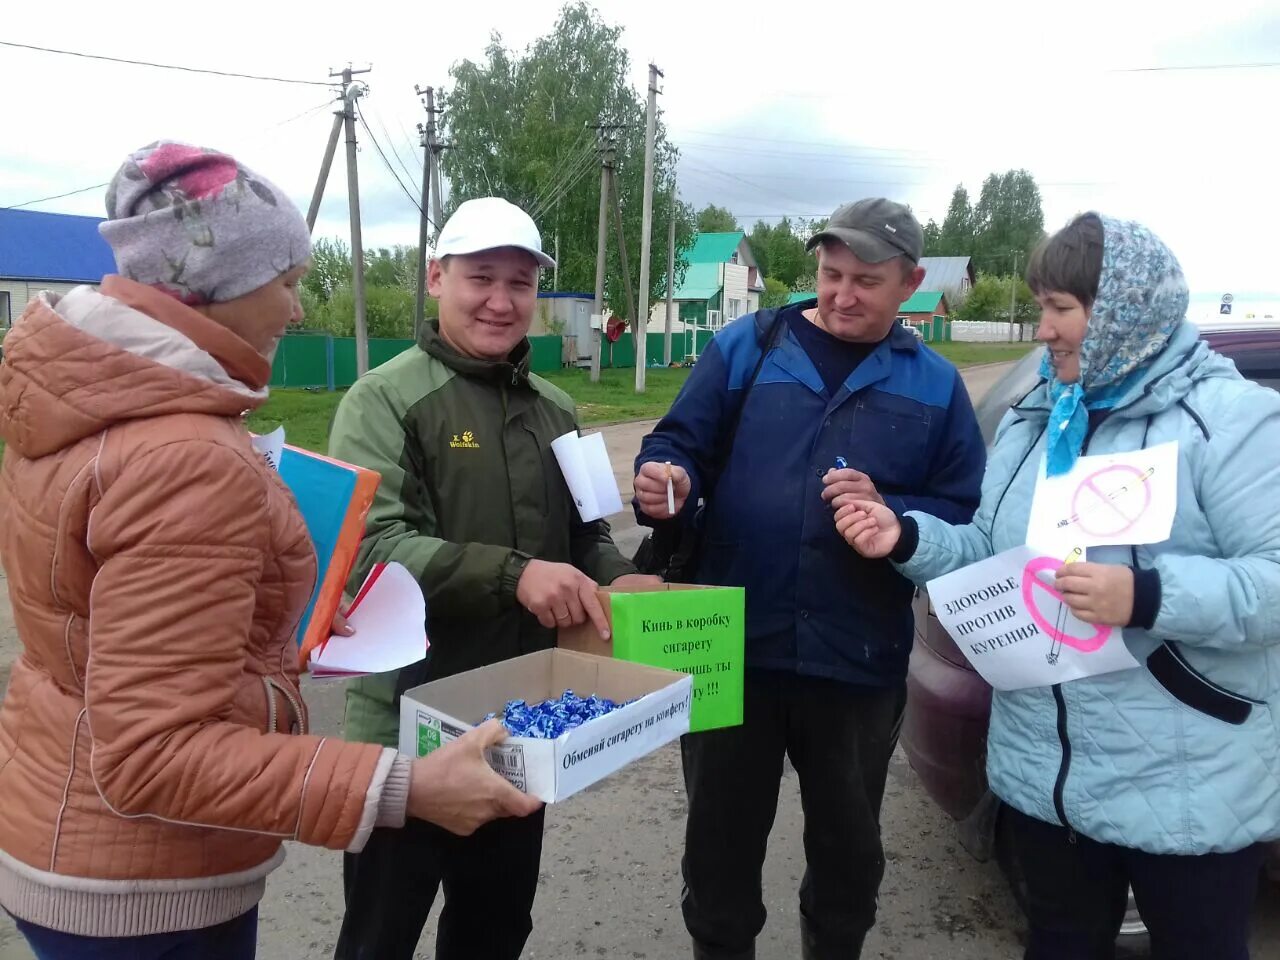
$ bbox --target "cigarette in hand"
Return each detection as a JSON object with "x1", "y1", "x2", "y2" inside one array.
[{"x1": 665, "y1": 461, "x2": 676, "y2": 517}]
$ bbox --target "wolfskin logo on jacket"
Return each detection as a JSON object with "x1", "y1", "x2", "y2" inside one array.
[{"x1": 449, "y1": 430, "x2": 479, "y2": 449}]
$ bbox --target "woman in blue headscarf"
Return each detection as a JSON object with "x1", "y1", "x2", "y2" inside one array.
[{"x1": 835, "y1": 213, "x2": 1280, "y2": 960}]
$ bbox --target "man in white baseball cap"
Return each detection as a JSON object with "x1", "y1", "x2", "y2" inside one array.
[{"x1": 329, "y1": 197, "x2": 659, "y2": 959}]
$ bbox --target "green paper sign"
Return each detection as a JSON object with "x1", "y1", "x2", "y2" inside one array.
[{"x1": 608, "y1": 588, "x2": 744, "y2": 732}]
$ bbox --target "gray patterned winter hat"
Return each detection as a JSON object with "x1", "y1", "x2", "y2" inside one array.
[{"x1": 99, "y1": 140, "x2": 311, "y2": 305}]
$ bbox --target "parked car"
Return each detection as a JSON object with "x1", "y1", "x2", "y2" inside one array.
[{"x1": 903, "y1": 320, "x2": 1280, "y2": 947}]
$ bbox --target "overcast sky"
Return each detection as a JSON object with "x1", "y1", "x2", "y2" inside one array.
[{"x1": 4, "y1": 0, "x2": 1278, "y2": 310}]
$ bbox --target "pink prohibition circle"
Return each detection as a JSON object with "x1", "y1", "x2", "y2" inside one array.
[
  {"x1": 1069, "y1": 464, "x2": 1152, "y2": 538},
  {"x1": 1021, "y1": 556, "x2": 1112, "y2": 652}
]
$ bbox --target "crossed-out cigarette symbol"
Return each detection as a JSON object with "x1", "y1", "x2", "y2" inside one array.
[{"x1": 1021, "y1": 554, "x2": 1112, "y2": 665}]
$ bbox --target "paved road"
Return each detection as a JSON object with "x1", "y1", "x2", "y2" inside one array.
[{"x1": 3, "y1": 358, "x2": 1278, "y2": 959}]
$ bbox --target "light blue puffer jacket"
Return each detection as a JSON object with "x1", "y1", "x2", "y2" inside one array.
[{"x1": 901, "y1": 316, "x2": 1280, "y2": 855}]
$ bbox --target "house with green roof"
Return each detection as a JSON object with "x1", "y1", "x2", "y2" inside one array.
[
  {"x1": 787, "y1": 289, "x2": 948, "y2": 321},
  {"x1": 898, "y1": 290, "x2": 949, "y2": 322},
  {"x1": 648, "y1": 231, "x2": 764, "y2": 356}
]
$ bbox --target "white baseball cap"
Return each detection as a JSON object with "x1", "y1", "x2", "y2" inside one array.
[{"x1": 432, "y1": 197, "x2": 556, "y2": 269}]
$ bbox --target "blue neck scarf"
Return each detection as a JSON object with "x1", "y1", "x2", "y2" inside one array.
[{"x1": 1042, "y1": 363, "x2": 1136, "y2": 477}]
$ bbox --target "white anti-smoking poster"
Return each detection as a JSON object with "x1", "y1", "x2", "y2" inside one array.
[{"x1": 926, "y1": 545, "x2": 1138, "y2": 691}]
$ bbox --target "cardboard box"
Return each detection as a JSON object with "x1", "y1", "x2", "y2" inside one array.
[
  {"x1": 399, "y1": 649, "x2": 692, "y2": 803},
  {"x1": 559, "y1": 584, "x2": 744, "y2": 732}
]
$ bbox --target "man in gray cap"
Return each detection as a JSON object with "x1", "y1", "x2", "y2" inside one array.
[{"x1": 632, "y1": 198, "x2": 986, "y2": 959}]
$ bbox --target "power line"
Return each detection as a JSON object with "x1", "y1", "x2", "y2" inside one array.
[
  {"x1": 679, "y1": 139, "x2": 944, "y2": 171},
  {"x1": 1, "y1": 183, "x2": 110, "y2": 211},
  {"x1": 1110, "y1": 61, "x2": 1280, "y2": 73},
  {"x1": 529, "y1": 142, "x2": 598, "y2": 220},
  {"x1": 370, "y1": 104, "x2": 422, "y2": 186},
  {"x1": 356, "y1": 101, "x2": 436, "y2": 228},
  {"x1": 1, "y1": 100, "x2": 338, "y2": 212},
  {"x1": 527, "y1": 129, "x2": 594, "y2": 212},
  {"x1": 0, "y1": 39, "x2": 330, "y2": 86},
  {"x1": 681, "y1": 157, "x2": 1108, "y2": 190},
  {"x1": 530, "y1": 154, "x2": 597, "y2": 222},
  {"x1": 673, "y1": 127, "x2": 940, "y2": 154}
]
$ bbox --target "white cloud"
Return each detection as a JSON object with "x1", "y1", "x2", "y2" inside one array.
[{"x1": 4, "y1": 0, "x2": 1277, "y2": 297}]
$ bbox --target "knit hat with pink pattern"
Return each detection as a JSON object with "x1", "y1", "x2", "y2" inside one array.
[{"x1": 99, "y1": 140, "x2": 311, "y2": 305}]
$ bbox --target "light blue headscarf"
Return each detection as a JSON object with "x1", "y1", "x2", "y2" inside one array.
[{"x1": 1042, "y1": 216, "x2": 1189, "y2": 476}]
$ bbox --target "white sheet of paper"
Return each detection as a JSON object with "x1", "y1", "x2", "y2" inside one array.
[
  {"x1": 310, "y1": 562, "x2": 428, "y2": 679},
  {"x1": 249, "y1": 426, "x2": 285, "y2": 473},
  {"x1": 1025, "y1": 441, "x2": 1178, "y2": 556},
  {"x1": 926, "y1": 545, "x2": 1139, "y2": 691},
  {"x1": 551, "y1": 430, "x2": 623, "y2": 522}
]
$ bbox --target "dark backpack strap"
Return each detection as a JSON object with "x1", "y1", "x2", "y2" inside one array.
[{"x1": 710, "y1": 309, "x2": 788, "y2": 484}]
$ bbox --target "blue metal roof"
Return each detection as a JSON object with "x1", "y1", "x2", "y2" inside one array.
[{"x1": 0, "y1": 208, "x2": 117, "y2": 283}]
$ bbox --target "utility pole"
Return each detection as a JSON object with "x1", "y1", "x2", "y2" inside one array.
[
  {"x1": 664, "y1": 191, "x2": 676, "y2": 366},
  {"x1": 634, "y1": 62, "x2": 663, "y2": 393},
  {"x1": 590, "y1": 130, "x2": 614, "y2": 383},
  {"x1": 553, "y1": 230, "x2": 560, "y2": 292},
  {"x1": 425, "y1": 87, "x2": 444, "y2": 233},
  {"x1": 306, "y1": 93, "x2": 345, "y2": 233},
  {"x1": 413, "y1": 85, "x2": 434, "y2": 341},
  {"x1": 1008, "y1": 250, "x2": 1019, "y2": 343},
  {"x1": 611, "y1": 182, "x2": 638, "y2": 355},
  {"x1": 333, "y1": 65, "x2": 371, "y2": 376}
]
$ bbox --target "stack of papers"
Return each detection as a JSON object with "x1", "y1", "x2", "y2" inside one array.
[
  {"x1": 310, "y1": 562, "x2": 430, "y2": 679},
  {"x1": 551, "y1": 430, "x2": 624, "y2": 522}
]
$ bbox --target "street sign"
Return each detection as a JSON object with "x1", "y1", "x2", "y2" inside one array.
[
  {"x1": 1222, "y1": 293, "x2": 1235, "y2": 304},
  {"x1": 1221, "y1": 302, "x2": 1233, "y2": 315}
]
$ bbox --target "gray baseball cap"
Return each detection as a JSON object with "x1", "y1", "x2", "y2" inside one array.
[{"x1": 805, "y1": 198, "x2": 923, "y2": 264}]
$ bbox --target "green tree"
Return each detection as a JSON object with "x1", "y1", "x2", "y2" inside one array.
[
  {"x1": 303, "y1": 237, "x2": 352, "y2": 301},
  {"x1": 747, "y1": 218, "x2": 808, "y2": 288},
  {"x1": 440, "y1": 2, "x2": 695, "y2": 324},
  {"x1": 365, "y1": 246, "x2": 419, "y2": 290},
  {"x1": 696, "y1": 204, "x2": 739, "y2": 233},
  {"x1": 954, "y1": 273, "x2": 1037, "y2": 325},
  {"x1": 761, "y1": 276, "x2": 790, "y2": 309},
  {"x1": 922, "y1": 219, "x2": 943, "y2": 256},
  {"x1": 971, "y1": 170, "x2": 1045, "y2": 276},
  {"x1": 304, "y1": 285, "x2": 421, "y2": 339}
]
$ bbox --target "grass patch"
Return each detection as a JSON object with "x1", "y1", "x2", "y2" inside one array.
[
  {"x1": 539, "y1": 367, "x2": 690, "y2": 425},
  {"x1": 931, "y1": 341, "x2": 1037, "y2": 366},
  {"x1": 247, "y1": 389, "x2": 345, "y2": 454}
]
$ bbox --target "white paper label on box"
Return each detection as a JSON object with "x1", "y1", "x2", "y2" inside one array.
[{"x1": 401, "y1": 673, "x2": 693, "y2": 802}]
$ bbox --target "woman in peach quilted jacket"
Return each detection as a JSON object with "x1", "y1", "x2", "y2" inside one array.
[{"x1": 0, "y1": 141, "x2": 538, "y2": 960}]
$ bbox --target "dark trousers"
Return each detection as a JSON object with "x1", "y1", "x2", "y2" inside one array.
[
  {"x1": 1007, "y1": 805, "x2": 1267, "y2": 960},
  {"x1": 334, "y1": 809, "x2": 546, "y2": 960},
  {"x1": 680, "y1": 669, "x2": 906, "y2": 960},
  {"x1": 9, "y1": 908, "x2": 257, "y2": 959}
]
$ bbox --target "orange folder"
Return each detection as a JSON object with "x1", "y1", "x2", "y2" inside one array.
[{"x1": 276, "y1": 444, "x2": 380, "y2": 670}]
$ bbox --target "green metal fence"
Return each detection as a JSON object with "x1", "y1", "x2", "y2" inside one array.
[{"x1": 270, "y1": 333, "x2": 569, "y2": 389}]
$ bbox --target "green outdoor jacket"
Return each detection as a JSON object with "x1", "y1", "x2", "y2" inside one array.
[{"x1": 328, "y1": 321, "x2": 635, "y2": 746}]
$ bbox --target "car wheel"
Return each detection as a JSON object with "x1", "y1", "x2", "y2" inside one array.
[{"x1": 994, "y1": 810, "x2": 1151, "y2": 956}]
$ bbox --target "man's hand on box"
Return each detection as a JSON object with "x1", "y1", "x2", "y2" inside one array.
[
  {"x1": 407, "y1": 719, "x2": 543, "y2": 835},
  {"x1": 516, "y1": 559, "x2": 611, "y2": 638}
]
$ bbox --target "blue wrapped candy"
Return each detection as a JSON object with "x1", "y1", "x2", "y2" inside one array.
[{"x1": 482, "y1": 689, "x2": 631, "y2": 739}]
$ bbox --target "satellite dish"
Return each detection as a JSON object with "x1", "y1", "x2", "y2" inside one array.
[{"x1": 606, "y1": 317, "x2": 626, "y2": 343}]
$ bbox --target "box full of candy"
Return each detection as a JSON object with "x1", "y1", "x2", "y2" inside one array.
[{"x1": 399, "y1": 648, "x2": 692, "y2": 802}]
